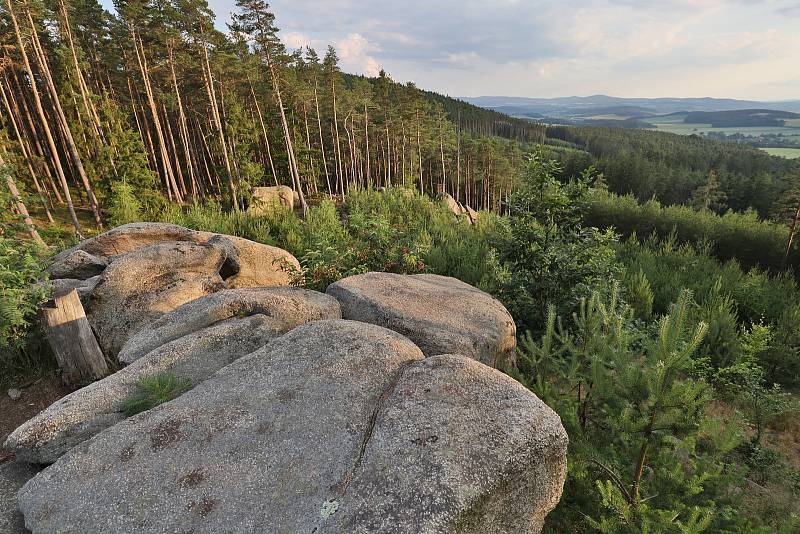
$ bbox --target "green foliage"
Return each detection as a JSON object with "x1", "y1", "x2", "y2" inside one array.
[
  {"x1": 588, "y1": 191, "x2": 797, "y2": 272},
  {"x1": 548, "y1": 125, "x2": 795, "y2": 216},
  {"x1": 108, "y1": 181, "x2": 143, "y2": 226},
  {"x1": 691, "y1": 171, "x2": 727, "y2": 213},
  {"x1": 515, "y1": 288, "x2": 769, "y2": 533},
  {"x1": 616, "y1": 233, "x2": 800, "y2": 386},
  {"x1": 493, "y1": 156, "x2": 619, "y2": 332},
  {"x1": 711, "y1": 324, "x2": 797, "y2": 447},
  {"x1": 145, "y1": 187, "x2": 499, "y2": 292},
  {"x1": 122, "y1": 373, "x2": 193, "y2": 417},
  {"x1": 0, "y1": 180, "x2": 53, "y2": 385}
]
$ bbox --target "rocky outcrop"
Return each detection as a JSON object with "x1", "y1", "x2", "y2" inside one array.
[
  {"x1": 119, "y1": 287, "x2": 340, "y2": 364},
  {"x1": 327, "y1": 272, "x2": 517, "y2": 368},
  {"x1": 437, "y1": 192, "x2": 480, "y2": 225},
  {"x1": 17, "y1": 321, "x2": 566, "y2": 533},
  {"x1": 247, "y1": 185, "x2": 294, "y2": 214},
  {"x1": 439, "y1": 192, "x2": 465, "y2": 217},
  {"x1": 465, "y1": 204, "x2": 479, "y2": 225},
  {"x1": 222, "y1": 235, "x2": 299, "y2": 288},
  {"x1": 45, "y1": 223, "x2": 300, "y2": 356},
  {"x1": 47, "y1": 249, "x2": 107, "y2": 279},
  {"x1": 48, "y1": 276, "x2": 99, "y2": 304},
  {"x1": 88, "y1": 239, "x2": 233, "y2": 356},
  {"x1": 8, "y1": 225, "x2": 567, "y2": 532},
  {"x1": 49, "y1": 222, "x2": 204, "y2": 265},
  {"x1": 5, "y1": 288, "x2": 341, "y2": 464},
  {"x1": 49, "y1": 222, "x2": 299, "y2": 287}
]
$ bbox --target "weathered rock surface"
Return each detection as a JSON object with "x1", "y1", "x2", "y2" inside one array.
[
  {"x1": 248, "y1": 185, "x2": 294, "y2": 214},
  {"x1": 87, "y1": 239, "x2": 233, "y2": 356},
  {"x1": 5, "y1": 288, "x2": 341, "y2": 464},
  {"x1": 465, "y1": 204, "x2": 479, "y2": 225},
  {"x1": 48, "y1": 276, "x2": 99, "y2": 304},
  {"x1": 325, "y1": 354, "x2": 567, "y2": 534},
  {"x1": 51, "y1": 222, "x2": 201, "y2": 263},
  {"x1": 119, "y1": 287, "x2": 340, "y2": 364},
  {"x1": 0, "y1": 461, "x2": 41, "y2": 534},
  {"x1": 327, "y1": 273, "x2": 517, "y2": 368},
  {"x1": 47, "y1": 249, "x2": 107, "y2": 280},
  {"x1": 48, "y1": 221, "x2": 299, "y2": 307},
  {"x1": 439, "y1": 192, "x2": 465, "y2": 217},
  {"x1": 44, "y1": 223, "x2": 299, "y2": 356},
  {"x1": 17, "y1": 321, "x2": 566, "y2": 533},
  {"x1": 222, "y1": 235, "x2": 299, "y2": 289}
]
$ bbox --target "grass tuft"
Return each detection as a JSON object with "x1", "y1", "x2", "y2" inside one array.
[{"x1": 122, "y1": 373, "x2": 192, "y2": 417}]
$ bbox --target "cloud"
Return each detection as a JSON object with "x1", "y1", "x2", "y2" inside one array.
[
  {"x1": 444, "y1": 52, "x2": 481, "y2": 68},
  {"x1": 334, "y1": 33, "x2": 382, "y2": 77},
  {"x1": 777, "y1": 5, "x2": 800, "y2": 16},
  {"x1": 100, "y1": 0, "x2": 800, "y2": 100},
  {"x1": 282, "y1": 31, "x2": 312, "y2": 50}
]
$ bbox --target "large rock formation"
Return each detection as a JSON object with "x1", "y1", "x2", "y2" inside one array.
[
  {"x1": 5, "y1": 288, "x2": 341, "y2": 464},
  {"x1": 118, "y1": 287, "x2": 339, "y2": 364},
  {"x1": 17, "y1": 321, "x2": 567, "y2": 533},
  {"x1": 6, "y1": 224, "x2": 567, "y2": 532},
  {"x1": 46, "y1": 223, "x2": 301, "y2": 356},
  {"x1": 88, "y1": 239, "x2": 233, "y2": 356},
  {"x1": 327, "y1": 272, "x2": 517, "y2": 368}
]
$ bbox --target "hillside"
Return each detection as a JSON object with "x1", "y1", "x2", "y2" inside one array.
[
  {"x1": 342, "y1": 73, "x2": 546, "y2": 143},
  {"x1": 464, "y1": 95, "x2": 800, "y2": 119},
  {"x1": 682, "y1": 109, "x2": 800, "y2": 127}
]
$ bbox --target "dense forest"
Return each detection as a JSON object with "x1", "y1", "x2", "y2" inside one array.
[
  {"x1": 545, "y1": 126, "x2": 797, "y2": 215},
  {"x1": 2, "y1": 0, "x2": 800, "y2": 532},
  {"x1": 0, "y1": 0, "x2": 538, "y2": 236}
]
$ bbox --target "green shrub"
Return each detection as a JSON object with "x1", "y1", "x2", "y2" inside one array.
[
  {"x1": 616, "y1": 234, "x2": 800, "y2": 386},
  {"x1": 144, "y1": 187, "x2": 500, "y2": 292},
  {"x1": 493, "y1": 157, "x2": 620, "y2": 333},
  {"x1": 589, "y1": 191, "x2": 797, "y2": 272},
  {"x1": 0, "y1": 183, "x2": 53, "y2": 385},
  {"x1": 514, "y1": 288, "x2": 766, "y2": 533}
]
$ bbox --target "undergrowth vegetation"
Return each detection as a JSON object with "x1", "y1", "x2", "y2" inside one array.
[
  {"x1": 588, "y1": 191, "x2": 798, "y2": 271},
  {"x1": 0, "y1": 184, "x2": 53, "y2": 384},
  {"x1": 2, "y1": 155, "x2": 799, "y2": 531}
]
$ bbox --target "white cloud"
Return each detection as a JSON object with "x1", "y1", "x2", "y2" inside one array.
[
  {"x1": 282, "y1": 31, "x2": 312, "y2": 50},
  {"x1": 445, "y1": 52, "x2": 481, "y2": 67},
  {"x1": 96, "y1": 0, "x2": 800, "y2": 100},
  {"x1": 334, "y1": 33, "x2": 382, "y2": 76}
]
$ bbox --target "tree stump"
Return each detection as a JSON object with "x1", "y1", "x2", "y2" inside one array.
[{"x1": 42, "y1": 288, "x2": 108, "y2": 386}]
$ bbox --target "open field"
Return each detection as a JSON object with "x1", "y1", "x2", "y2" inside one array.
[
  {"x1": 760, "y1": 147, "x2": 800, "y2": 159},
  {"x1": 649, "y1": 123, "x2": 800, "y2": 137},
  {"x1": 585, "y1": 114, "x2": 635, "y2": 120},
  {"x1": 640, "y1": 114, "x2": 687, "y2": 125}
]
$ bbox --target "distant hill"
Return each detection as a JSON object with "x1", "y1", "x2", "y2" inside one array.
[
  {"x1": 461, "y1": 95, "x2": 800, "y2": 119},
  {"x1": 681, "y1": 109, "x2": 800, "y2": 128}
]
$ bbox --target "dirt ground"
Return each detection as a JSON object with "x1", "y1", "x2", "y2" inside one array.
[{"x1": 0, "y1": 376, "x2": 71, "y2": 464}]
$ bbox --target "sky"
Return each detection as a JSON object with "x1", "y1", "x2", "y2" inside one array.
[{"x1": 100, "y1": 0, "x2": 800, "y2": 101}]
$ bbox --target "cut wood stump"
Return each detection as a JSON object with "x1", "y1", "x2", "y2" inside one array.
[{"x1": 42, "y1": 288, "x2": 108, "y2": 386}]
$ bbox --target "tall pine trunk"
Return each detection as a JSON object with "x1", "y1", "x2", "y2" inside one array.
[
  {"x1": 5, "y1": 0, "x2": 82, "y2": 236},
  {"x1": 26, "y1": 9, "x2": 103, "y2": 229}
]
